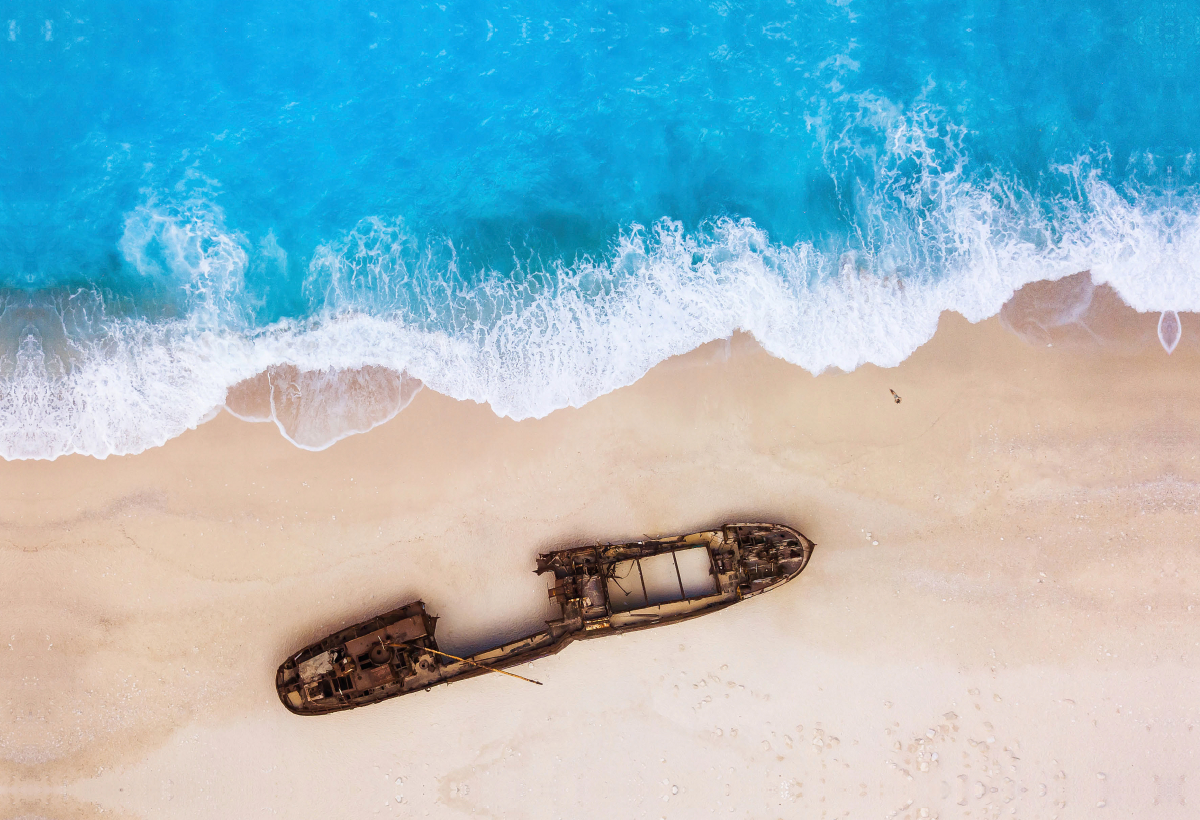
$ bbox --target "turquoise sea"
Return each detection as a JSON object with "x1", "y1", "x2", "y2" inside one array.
[{"x1": 2, "y1": 0, "x2": 1197, "y2": 457}]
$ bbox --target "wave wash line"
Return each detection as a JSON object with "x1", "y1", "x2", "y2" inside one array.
[{"x1": 2, "y1": 117, "x2": 1200, "y2": 459}]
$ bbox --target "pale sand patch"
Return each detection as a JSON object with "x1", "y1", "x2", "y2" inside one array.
[{"x1": 3, "y1": 310, "x2": 1199, "y2": 819}]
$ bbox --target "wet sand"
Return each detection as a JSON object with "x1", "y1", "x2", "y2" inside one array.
[{"x1": 5, "y1": 307, "x2": 1199, "y2": 819}]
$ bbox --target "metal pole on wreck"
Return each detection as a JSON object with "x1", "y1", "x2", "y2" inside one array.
[{"x1": 391, "y1": 643, "x2": 544, "y2": 686}]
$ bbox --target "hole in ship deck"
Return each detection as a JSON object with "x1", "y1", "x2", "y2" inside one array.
[{"x1": 605, "y1": 547, "x2": 718, "y2": 612}]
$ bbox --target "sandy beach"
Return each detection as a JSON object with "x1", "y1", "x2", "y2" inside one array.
[{"x1": 5, "y1": 302, "x2": 1199, "y2": 819}]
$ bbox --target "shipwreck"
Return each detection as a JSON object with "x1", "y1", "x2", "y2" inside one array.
[{"x1": 276, "y1": 522, "x2": 814, "y2": 715}]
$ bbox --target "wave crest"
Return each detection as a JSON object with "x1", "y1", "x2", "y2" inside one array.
[{"x1": 2, "y1": 102, "x2": 1199, "y2": 459}]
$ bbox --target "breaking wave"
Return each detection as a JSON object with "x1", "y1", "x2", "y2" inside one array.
[{"x1": 2, "y1": 102, "x2": 1199, "y2": 460}]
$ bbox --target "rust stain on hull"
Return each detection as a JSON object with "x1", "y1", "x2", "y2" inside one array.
[{"x1": 276, "y1": 522, "x2": 814, "y2": 715}]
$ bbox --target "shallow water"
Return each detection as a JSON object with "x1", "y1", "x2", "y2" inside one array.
[{"x1": 1, "y1": 0, "x2": 1196, "y2": 457}]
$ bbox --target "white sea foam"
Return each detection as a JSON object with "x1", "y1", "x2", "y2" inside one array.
[
  {"x1": 1, "y1": 105, "x2": 1199, "y2": 460},
  {"x1": 118, "y1": 187, "x2": 250, "y2": 327}
]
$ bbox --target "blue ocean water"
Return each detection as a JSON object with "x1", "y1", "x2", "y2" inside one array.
[{"x1": 1, "y1": 0, "x2": 1197, "y2": 457}]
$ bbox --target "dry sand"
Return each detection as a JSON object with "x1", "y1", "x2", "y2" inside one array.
[{"x1": 4, "y1": 304, "x2": 1199, "y2": 819}]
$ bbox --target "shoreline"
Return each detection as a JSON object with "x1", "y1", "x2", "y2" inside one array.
[{"x1": 6, "y1": 308, "x2": 1199, "y2": 817}]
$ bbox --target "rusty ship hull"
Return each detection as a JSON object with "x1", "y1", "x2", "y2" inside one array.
[{"x1": 276, "y1": 523, "x2": 814, "y2": 715}]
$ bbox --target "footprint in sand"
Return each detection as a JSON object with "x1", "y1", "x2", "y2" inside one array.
[{"x1": 881, "y1": 702, "x2": 1068, "y2": 816}]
